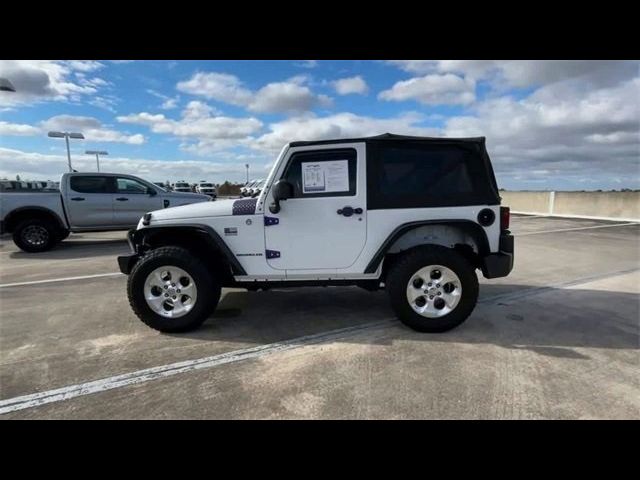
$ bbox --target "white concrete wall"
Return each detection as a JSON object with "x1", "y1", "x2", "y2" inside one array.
[{"x1": 500, "y1": 191, "x2": 639, "y2": 222}]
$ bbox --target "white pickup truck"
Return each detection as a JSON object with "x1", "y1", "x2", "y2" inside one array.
[{"x1": 0, "y1": 172, "x2": 211, "y2": 252}]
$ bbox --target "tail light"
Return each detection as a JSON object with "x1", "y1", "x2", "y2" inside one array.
[{"x1": 500, "y1": 206, "x2": 510, "y2": 231}]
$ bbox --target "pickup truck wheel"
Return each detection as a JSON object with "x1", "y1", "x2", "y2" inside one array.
[
  {"x1": 387, "y1": 246, "x2": 479, "y2": 333},
  {"x1": 13, "y1": 218, "x2": 58, "y2": 253},
  {"x1": 128, "y1": 246, "x2": 220, "y2": 333}
]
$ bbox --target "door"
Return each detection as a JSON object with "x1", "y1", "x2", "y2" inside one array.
[
  {"x1": 65, "y1": 175, "x2": 114, "y2": 228},
  {"x1": 112, "y1": 176, "x2": 164, "y2": 226},
  {"x1": 264, "y1": 145, "x2": 367, "y2": 271}
]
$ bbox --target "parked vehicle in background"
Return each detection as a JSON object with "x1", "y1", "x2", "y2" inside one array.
[
  {"x1": 240, "y1": 180, "x2": 256, "y2": 197},
  {"x1": 173, "y1": 181, "x2": 192, "y2": 193},
  {"x1": 1, "y1": 180, "x2": 57, "y2": 192},
  {"x1": 119, "y1": 133, "x2": 514, "y2": 334},
  {"x1": 250, "y1": 179, "x2": 265, "y2": 197},
  {"x1": 0, "y1": 172, "x2": 211, "y2": 252},
  {"x1": 195, "y1": 181, "x2": 217, "y2": 198}
]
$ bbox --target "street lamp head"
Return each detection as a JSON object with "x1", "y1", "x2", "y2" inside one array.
[
  {"x1": 48, "y1": 131, "x2": 84, "y2": 139},
  {"x1": 0, "y1": 78, "x2": 16, "y2": 92},
  {"x1": 86, "y1": 150, "x2": 108, "y2": 155}
]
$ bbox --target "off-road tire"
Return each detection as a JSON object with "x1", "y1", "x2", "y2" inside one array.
[
  {"x1": 13, "y1": 218, "x2": 59, "y2": 253},
  {"x1": 128, "y1": 246, "x2": 220, "y2": 333},
  {"x1": 387, "y1": 245, "x2": 479, "y2": 333}
]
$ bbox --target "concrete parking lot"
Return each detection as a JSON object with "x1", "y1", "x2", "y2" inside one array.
[{"x1": 1, "y1": 215, "x2": 638, "y2": 419}]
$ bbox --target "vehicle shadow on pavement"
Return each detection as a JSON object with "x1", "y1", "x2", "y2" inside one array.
[
  {"x1": 171, "y1": 284, "x2": 639, "y2": 356},
  {"x1": 8, "y1": 238, "x2": 129, "y2": 260}
]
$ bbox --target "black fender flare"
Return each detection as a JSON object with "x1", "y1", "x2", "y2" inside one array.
[
  {"x1": 130, "y1": 224, "x2": 247, "y2": 276},
  {"x1": 4, "y1": 206, "x2": 67, "y2": 233},
  {"x1": 364, "y1": 220, "x2": 491, "y2": 274}
]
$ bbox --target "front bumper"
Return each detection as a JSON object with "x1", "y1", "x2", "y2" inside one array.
[
  {"x1": 117, "y1": 229, "x2": 139, "y2": 274},
  {"x1": 481, "y1": 232, "x2": 514, "y2": 279},
  {"x1": 118, "y1": 254, "x2": 140, "y2": 274}
]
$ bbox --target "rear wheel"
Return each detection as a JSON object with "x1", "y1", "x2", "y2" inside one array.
[
  {"x1": 128, "y1": 246, "x2": 220, "y2": 332},
  {"x1": 13, "y1": 218, "x2": 59, "y2": 253},
  {"x1": 387, "y1": 246, "x2": 478, "y2": 333}
]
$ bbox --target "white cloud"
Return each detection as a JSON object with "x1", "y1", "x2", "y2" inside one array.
[
  {"x1": 0, "y1": 60, "x2": 108, "y2": 107},
  {"x1": 332, "y1": 76, "x2": 369, "y2": 95},
  {"x1": 0, "y1": 115, "x2": 144, "y2": 145},
  {"x1": 0, "y1": 121, "x2": 41, "y2": 136},
  {"x1": 442, "y1": 78, "x2": 640, "y2": 186},
  {"x1": 146, "y1": 89, "x2": 180, "y2": 110},
  {"x1": 255, "y1": 112, "x2": 439, "y2": 153},
  {"x1": 386, "y1": 60, "x2": 638, "y2": 89},
  {"x1": 249, "y1": 81, "x2": 331, "y2": 113},
  {"x1": 176, "y1": 71, "x2": 332, "y2": 114},
  {"x1": 65, "y1": 61, "x2": 104, "y2": 72},
  {"x1": 176, "y1": 72, "x2": 252, "y2": 106},
  {"x1": 0, "y1": 147, "x2": 266, "y2": 184},
  {"x1": 117, "y1": 102, "x2": 263, "y2": 154},
  {"x1": 294, "y1": 60, "x2": 318, "y2": 69},
  {"x1": 379, "y1": 73, "x2": 476, "y2": 106}
]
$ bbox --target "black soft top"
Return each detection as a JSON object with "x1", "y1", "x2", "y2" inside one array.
[{"x1": 289, "y1": 133, "x2": 487, "y2": 148}]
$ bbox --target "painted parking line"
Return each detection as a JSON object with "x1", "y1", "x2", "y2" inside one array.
[
  {"x1": 0, "y1": 320, "x2": 393, "y2": 415},
  {"x1": 2, "y1": 266, "x2": 637, "y2": 416},
  {"x1": 0, "y1": 272, "x2": 122, "y2": 288},
  {"x1": 512, "y1": 215, "x2": 549, "y2": 219},
  {"x1": 517, "y1": 222, "x2": 638, "y2": 236}
]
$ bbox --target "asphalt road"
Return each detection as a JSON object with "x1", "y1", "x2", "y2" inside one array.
[{"x1": 1, "y1": 215, "x2": 638, "y2": 419}]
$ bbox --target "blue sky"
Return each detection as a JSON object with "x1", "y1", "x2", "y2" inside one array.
[{"x1": 1, "y1": 60, "x2": 638, "y2": 189}]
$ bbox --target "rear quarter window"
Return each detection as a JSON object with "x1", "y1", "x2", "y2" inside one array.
[{"x1": 367, "y1": 142, "x2": 496, "y2": 209}]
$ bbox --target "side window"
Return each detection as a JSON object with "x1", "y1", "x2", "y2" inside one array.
[
  {"x1": 70, "y1": 176, "x2": 112, "y2": 194},
  {"x1": 117, "y1": 177, "x2": 149, "y2": 194},
  {"x1": 282, "y1": 148, "x2": 357, "y2": 198},
  {"x1": 368, "y1": 142, "x2": 487, "y2": 209}
]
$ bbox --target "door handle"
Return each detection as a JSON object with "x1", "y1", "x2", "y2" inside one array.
[
  {"x1": 115, "y1": 197, "x2": 129, "y2": 201},
  {"x1": 71, "y1": 197, "x2": 85, "y2": 201},
  {"x1": 337, "y1": 206, "x2": 363, "y2": 217}
]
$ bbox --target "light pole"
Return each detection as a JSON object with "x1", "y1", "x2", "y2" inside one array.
[
  {"x1": 48, "y1": 131, "x2": 85, "y2": 172},
  {"x1": 245, "y1": 163, "x2": 249, "y2": 183},
  {"x1": 0, "y1": 78, "x2": 16, "y2": 92},
  {"x1": 86, "y1": 150, "x2": 108, "y2": 172}
]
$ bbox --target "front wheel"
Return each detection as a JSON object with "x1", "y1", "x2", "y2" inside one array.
[
  {"x1": 387, "y1": 246, "x2": 479, "y2": 333},
  {"x1": 127, "y1": 246, "x2": 220, "y2": 332}
]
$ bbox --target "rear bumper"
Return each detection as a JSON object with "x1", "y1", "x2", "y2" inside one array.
[{"x1": 481, "y1": 233, "x2": 514, "y2": 279}]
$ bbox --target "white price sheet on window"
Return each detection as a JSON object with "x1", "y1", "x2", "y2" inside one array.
[{"x1": 302, "y1": 160, "x2": 349, "y2": 194}]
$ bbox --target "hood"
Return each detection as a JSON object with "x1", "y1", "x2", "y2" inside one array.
[
  {"x1": 166, "y1": 191, "x2": 208, "y2": 200},
  {"x1": 149, "y1": 198, "x2": 236, "y2": 222}
]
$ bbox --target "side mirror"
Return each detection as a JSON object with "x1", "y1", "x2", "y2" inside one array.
[
  {"x1": 269, "y1": 179, "x2": 293, "y2": 214},
  {"x1": 147, "y1": 188, "x2": 157, "y2": 196}
]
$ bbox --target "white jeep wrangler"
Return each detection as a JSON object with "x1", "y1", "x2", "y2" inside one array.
[{"x1": 118, "y1": 134, "x2": 514, "y2": 333}]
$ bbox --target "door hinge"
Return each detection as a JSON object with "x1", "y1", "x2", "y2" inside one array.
[
  {"x1": 264, "y1": 216, "x2": 279, "y2": 226},
  {"x1": 265, "y1": 249, "x2": 281, "y2": 259}
]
